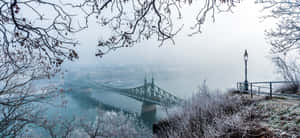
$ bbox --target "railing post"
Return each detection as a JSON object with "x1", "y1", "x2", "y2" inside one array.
[
  {"x1": 258, "y1": 87, "x2": 260, "y2": 95},
  {"x1": 241, "y1": 82, "x2": 243, "y2": 92},
  {"x1": 240, "y1": 82, "x2": 242, "y2": 92},
  {"x1": 269, "y1": 82, "x2": 272, "y2": 99},
  {"x1": 250, "y1": 83, "x2": 253, "y2": 98}
]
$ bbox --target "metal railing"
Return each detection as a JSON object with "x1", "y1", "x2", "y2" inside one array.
[{"x1": 237, "y1": 81, "x2": 300, "y2": 99}]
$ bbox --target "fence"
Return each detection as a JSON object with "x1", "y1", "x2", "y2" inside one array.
[{"x1": 237, "y1": 81, "x2": 299, "y2": 99}]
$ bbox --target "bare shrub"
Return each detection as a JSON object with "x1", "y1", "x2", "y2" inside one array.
[
  {"x1": 276, "y1": 84, "x2": 300, "y2": 94},
  {"x1": 227, "y1": 88, "x2": 242, "y2": 95},
  {"x1": 78, "y1": 109, "x2": 152, "y2": 138},
  {"x1": 273, "y1": 56, "x2": 300, "y2": 94},
  {"x1": 153, "y1": 82, "x2": 253, "y2": 137}
]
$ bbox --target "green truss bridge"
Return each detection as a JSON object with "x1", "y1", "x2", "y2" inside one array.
[
  {"x1": 102, "y1": 77, "x2": 183, "y2": 106},
  {"x1": 65, "y1": 76, "x2": 183, "y2": 114},
  {"x1": 101, "y1": 77, "x2": 183, "y2": 114}
]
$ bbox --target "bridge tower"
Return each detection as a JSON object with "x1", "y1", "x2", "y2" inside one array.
[
  {"x1": 151, "y1": 76, "x2": 155, "y2": 96},
  {"x1": 141, "y1": 75, "x2": 157, "y2": 117},
  {"x1": 144, "y1": 75, "x2": 147, "y2": 86},
  {"x1": 144, "y1": 76, "x2": 148, "y2": 96}
]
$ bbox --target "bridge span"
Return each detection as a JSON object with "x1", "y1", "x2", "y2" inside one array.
[
  {"x1": 102, "y1": 77, "x2": 183, "y2": 107},
  {"x1": 101, "y1": 77, "x2": 183, "y2": 115},
  {"x1": 65, "y1": 76, "x2": 183, "y2": 115}
]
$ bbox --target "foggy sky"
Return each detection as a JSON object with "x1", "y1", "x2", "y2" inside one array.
[{"x1": 66, "y1": 0, "x2": 280, "y2": 91}]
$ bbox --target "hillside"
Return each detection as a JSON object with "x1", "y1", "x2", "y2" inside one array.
[{"x1": 153, "y1": 91, "x2": 300, "y2": 137}]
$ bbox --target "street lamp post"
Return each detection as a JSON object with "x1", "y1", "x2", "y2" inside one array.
[{"x1": 244, "y1": 50, "x2": 248, "y2": 92}]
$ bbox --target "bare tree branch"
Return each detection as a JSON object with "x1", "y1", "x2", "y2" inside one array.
[{"x1": 257, "y1": 0, "x2": 300, "y2": 54}]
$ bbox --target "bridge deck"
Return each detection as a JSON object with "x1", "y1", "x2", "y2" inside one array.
[
  {"x1": 64, "y1": 78, "x2": 183, "y2": 106},
  {"x1": 101, "y1": 82, "x2": 182, "y2": 106}
]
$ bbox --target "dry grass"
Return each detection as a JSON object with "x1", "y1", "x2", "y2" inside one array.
[{"x1": 253, "y1": 98, "x2": 300, "y2": 137}]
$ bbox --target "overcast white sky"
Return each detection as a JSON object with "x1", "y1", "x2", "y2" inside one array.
[{"x1": 66, "y1": 0, "x2": 281, "y2": 90}]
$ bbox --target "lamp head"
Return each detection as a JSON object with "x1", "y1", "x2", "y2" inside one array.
[{"x1": 244, "y1": 49, "x2": 248, "y2": 61}]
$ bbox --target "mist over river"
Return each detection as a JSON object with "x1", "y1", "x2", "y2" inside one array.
[
  {"x1": 44, "y1": 58, "x2": 277, "y2": 132},
  {"x1": 44, "y1": 64, "x2": 207, "y2": 129}
]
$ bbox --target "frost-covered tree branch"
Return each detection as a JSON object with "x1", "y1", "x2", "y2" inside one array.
[
  {"x1": 91, "y1": 0, "x2": 240, "y2": 56},
  {"x1": 78, "y1": 110, "x2": 151, "y2": 137},
  {"x1": 257, "y1": 0, "x2": 300, "y2": 54},
  {"x1": 257, "y1": 0, "x2": 300, "y2": 91},
  {"x1": 273, "y1": 55, "x2": 300, "y2": 93}
]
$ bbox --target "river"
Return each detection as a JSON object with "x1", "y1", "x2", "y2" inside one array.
[{"x1": 43, "y1": 64, "x2": 206, "y2": 131}]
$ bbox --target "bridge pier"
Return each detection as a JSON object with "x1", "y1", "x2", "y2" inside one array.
[
  {"x1": 141, "y1": 101, "x2": 157, "y2": 115},
  {"x1": 141, "y1": 101, "x2": 157, "y2": 125}
]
